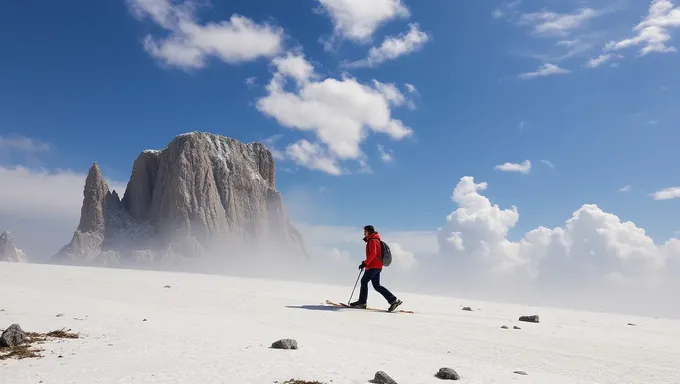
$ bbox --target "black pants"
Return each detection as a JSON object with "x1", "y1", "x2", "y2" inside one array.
[{"x1": 358, "y1": 268, "x2": 397, "y2": 304}]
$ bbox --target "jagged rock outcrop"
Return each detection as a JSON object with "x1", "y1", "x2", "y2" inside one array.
[
  {"x1": 0, "y1": 231, "x2": 28, "y2": 262},
  {"x1": 53, "y1": 132, "x2": 307, "y2": 267}
]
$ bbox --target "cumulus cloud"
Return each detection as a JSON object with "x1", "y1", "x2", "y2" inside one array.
[
  {"x1": 494, "y1": 160, "x2": 531, "y2": 174},
  {"x1": 314, "y1": 0, "x2": 410, "y2": 47},
  {"x1": 433, "y1": 176, "x2": 680, "y2": 314},
  {"x1": 519, "y1": 63, "x2": 570, "y2": 79},
  {"x1": 126, "y1": 0, "x2": 284, "y2": 69},
  {"x1": 255, "y1": 52, "x2": 414, "y2": 174},
  {"x1": 343, "y1": 23, "x2": 430, "y2": 68},
  {"x1": 377, "y1": 144, "x2": 393, "y2": 162},
  {"x1": 605, "y1": 0, "x2": 680, "y2": 56}
]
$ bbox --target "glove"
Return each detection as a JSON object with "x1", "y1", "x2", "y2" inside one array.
[{"x1": 358, "y1": 261, "x2": 366, "y2": 270}]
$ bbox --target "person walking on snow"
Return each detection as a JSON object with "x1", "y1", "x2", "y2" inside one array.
[{"x1": 349, "y1": 225, "x2": 403, "y2": 312}]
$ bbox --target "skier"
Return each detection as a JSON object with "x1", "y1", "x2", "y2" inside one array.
[{"x1": 349, "y1": 225, "x2": 403, "y2": 312}]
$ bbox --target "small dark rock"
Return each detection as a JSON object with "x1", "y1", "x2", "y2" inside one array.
[
  {"x1": 519, "y1": 315, "x2": 539, "y2": 323},
  {"x1": 164, "y1": 285, "x2": 171, "y2": 288},
  {"x1": 435, "y1": 367, "x2": 460, "y2": 380},
  {"x1": 501, "y1": 325, "x2": 509, "y2": 329},
  {"x1": 514, "y1": 370, "x2": 528, "y2": 375},
  {"x1": 372, "y1": 371, "x2": 397, "y2": 384},
  {"x1": 56, "y1": 313, "x2": 64, "y2": 317},
  {"x1": 513, "y1": 325, "x2": 521, "y2": 330},
  {"x1": 627, "y1": 323, "x2": 636, "y2": 326},
  {"x1": 143, "y1": 319, "x2": 147, "y2": 322},
  {"x1": 271, "y1": 338, "x2": 298, "y2": 350},
  {"x1": 0, "y1": 323, "x2": 26, "y2": 347},
  {"x1": 462, "y1": 307, "x2": 472, "y2": 311}
]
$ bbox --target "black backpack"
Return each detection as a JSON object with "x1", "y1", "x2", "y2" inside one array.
[{"x1": 379, "y1": 240, "x2": 392, "y2": 267}]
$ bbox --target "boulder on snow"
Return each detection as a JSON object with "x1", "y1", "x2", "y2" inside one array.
[
  {"x1": 514, "y1": 370, "x2": 528, "y2": 375},
  {"x1": 501, "y1": 325, "x2": 509, "y2": 329},
  {"x1": 461, "y1": 307, "x2": 472, "y2": 311},
  {"x1": 372, "y1": 371, "x2": 397, "y2": 384},
  {"x1": 435, "y1": 367, "x2": 460, "y2": 380},
  {"x1": 0, "y1": 324, "x2": 26, "y2": 348},
  {"x1": 519, "y1": 315, "x2": 539, "y2": 323},
  {"x1": 271, "y1": 338, "x2": 298, "y2": 350},
  {"x1": 513, "y1": 325, "x2": 521, "y2": 330}
]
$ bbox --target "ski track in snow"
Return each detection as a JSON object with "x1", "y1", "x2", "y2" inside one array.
[{"x1": 1, "y1": 262, "x2": 679, "y2": 384}]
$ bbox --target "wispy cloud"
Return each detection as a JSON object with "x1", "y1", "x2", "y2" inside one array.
[
  {"x1": 619, "y1": 184, "x2": 631, "y2": 192},
  {"x1": 585, "y1": 53, "x2": 623, "y2": 68},
  {"x1": 494, "y1": 160, "x2": 531, "y2": 174},
  {"x1": 651, "y1": 186, "x2": 680, "y2": 200},
  {"x1": 605, "y1": 0, "x2": 680, "y2": 56},
  {"x1": 377, "y1": 144, "x2": 394, "y2": 162},
  {"x1": 519, "y1": 8, "x2": 602, "y2": 37},
  {"x1": 540, "y1": 159, "x2": 555, "y2": 168},
  {"x1": 342, "y1": 23, "x2": 430, "y2": 68},
  {"x1": 519, "y1": 63, "x2": 570, "y2": 79},
  {"x1": 0, "y1": 134, "x2": 51, "y2": 152}
]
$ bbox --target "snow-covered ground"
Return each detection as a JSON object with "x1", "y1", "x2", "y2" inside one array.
[{"x1": 1, "y1": 262, "x2": 679, "y2": 384}]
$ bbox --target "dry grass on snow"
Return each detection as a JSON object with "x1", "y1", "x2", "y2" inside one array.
[{"x1": 0, "y1": 328, "x2": 80, "y2": 360}]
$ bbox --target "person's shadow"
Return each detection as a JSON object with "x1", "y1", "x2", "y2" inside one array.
[{"x1": 285, "y1": 304, "x2": 345, "y2": 312}]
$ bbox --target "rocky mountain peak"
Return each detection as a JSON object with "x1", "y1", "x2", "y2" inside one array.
[
  {"x1": 53, "y1": 131, "x2": 307, "y2": 267},
  {"x1": 0, "y1": 231, "x2": 28, "y2": 262}
]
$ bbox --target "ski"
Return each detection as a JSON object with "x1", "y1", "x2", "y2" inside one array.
[{"x1": 325, "y1": 300, "x2": 414, "y2": 314}]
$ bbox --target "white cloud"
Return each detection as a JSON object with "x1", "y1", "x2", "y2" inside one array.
[
  {"x1": 255, "y1": 52, "x2": 413, "y2": 175},
  {"x1": 619, "y1": 184, "x2": 631, "y2": 193},
  {"x1": 285, "y1": 139, "x2": 343, "y2": 175},
  {"x1": 343, "y1": 23, "x2": 430, "y2": 68},
  {"x1": 377, "y1": 144, "x2": 393, "y2": 162},
  {"x1": 0, "y1": 134, "x2": 50, "y2": 152},
  {"x1": 405, "y1": 83, "x2": 418, "y2": 94},
  {"x1": 519, "y1": 8, "x2": 601, "y2": 37},
  {"x1": 0, "y1": 166, "x2": 126, "y2": 220},
  {"x1": 127, "y1": 0, "x2": 284, "y2": 69},
  {"x1": 585, "y1": 53, "x2": 623, "y2": 68},
  {"x1": 245, "y1": 76, "x2": 257, "y2": 88},
  {"x1": 435, "y1": 176, "x2": 680, "y2": 302},
  {"x1": 494, "y1": 160, "x2": 531, "y2": 174},
  {"x1": 539, "y1": 159, "x2": 555, "y2": 168},
  {"x1": 314, "y1": 0, "x2": 410, "y2": 46},
  {"x1": 651, "y1": 187, "x2": 680, "y2": 200},
  {"x1": 519, "y1": 63, "x2": 570, "y2": 79},
  {"x1": 605, "y1": 0, "x2": 680, "y2": 56}
]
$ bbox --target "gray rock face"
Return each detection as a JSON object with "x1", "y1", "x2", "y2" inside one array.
[
  {"x1": 435, "y1": 367, "x2": 460, "y2": 380},
  {"x1": 0, "y1": 231, "x2": 28, "y2": 262},
  {"x1": 519, "y1": 315, "x2": 540, "y2": 323},
  {"x1": 373, "y1": 371, "x2": 397, "y2": 384},
  {"x1": 0, "y1": 324, "x2": 26, "y2": 348},
  {"x1": 271, "y1": 338, "x2": 298, "y2": 349},
  {"x1": 52, "y1": 132, "x2": 307, "y2": 266}
]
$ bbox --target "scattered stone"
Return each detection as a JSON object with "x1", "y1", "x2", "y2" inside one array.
[
  {"x1": 58, "y1": 354, "x2": 63, "y2": 358},
  {"x1": 271, "y1": 339, "x2": 298, "y2": 350},
  {"x1": 435, "y1": 367, "x2": 460, "y2": 380},
  {"x1": 462, "y1": 307, "x2": 472, "y2": 311},
  {"x1": 513, "y1": 325, "x2": 521, "y2": 330},
  {"x1": 514, "y1": 370, "x2": 528, "y2": 375},
  {"x1": 164, "y1": 285, "x2": 171, "y2": 288},
  {"x1": 143, "y1": 319, "x2": 147, "y2": 322},
  {"x1": 56, "y1": 313, "x2": 64, "y2": 318},
  {"x1": 372, "y1": 371, "x2": 397, "y2": 384},
  {"x1": 501, "y1": 325, "x2": 509, "y2": 329},
  {"x1": 0, "y1": 324, "x2": 26, "y2": 347},
  {"x1": 627, "y1": 323, "x2": 636, "y2": 326},
  {"x1": 519, "y1": 315, "x2": 539, "y2": 323}
]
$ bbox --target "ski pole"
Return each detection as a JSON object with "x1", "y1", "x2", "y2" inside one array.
[{"x1": 348, "y1": 269, "x2": 362, "y2": 305}]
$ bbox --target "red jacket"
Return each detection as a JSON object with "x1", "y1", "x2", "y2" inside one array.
[{"x1": 363, "y1": 232, "x2": 383, "y2": 270}]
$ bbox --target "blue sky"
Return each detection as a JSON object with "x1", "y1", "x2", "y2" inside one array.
[{"x1": 1, "y1": 0, "x2": 680, "y2": 251}]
